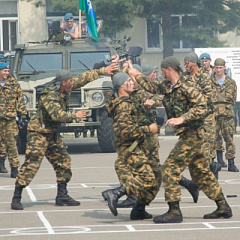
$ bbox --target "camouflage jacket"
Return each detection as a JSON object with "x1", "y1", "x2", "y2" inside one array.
[
  {"x1": 182, "y1": 67, "x2": 214, "y2": 113},
  {"x1": 130, "y1": 86, "x2": 163, "y2": 126},
  {"x1": 135, "y1": 74, "x2": 208, "y2": 135},
  {"x1": 211, "y1": 74, "x2": 236, "y2": 118},
  {"x1": 28, "y1": 68, "x2": 106, "y2": 133},
  {"x1": 0, "y1": 76, "x2": 27, "y2": 120},
  {"x1": 106, "y1": 96, "x2": 150, "y2": 148}
]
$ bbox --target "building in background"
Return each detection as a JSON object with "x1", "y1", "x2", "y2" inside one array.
[
  {"x1": 1, "y1": 1, "x2": 240, "y2": 68},
  {"x1": 0, "y1": 0, "x2": 47, "y2": 51}
]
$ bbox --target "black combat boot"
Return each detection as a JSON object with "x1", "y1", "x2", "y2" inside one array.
[
  {"x1": 0, "y1": 158, "x2": 8, "y2": 173},
  {"x1": 130, "y1": 202, "x2": 152, "y2": 220},
  {"x1": 153, "y1": 201, "x2": 183, "y2": 223},
  {"x1": 55, "y1": 183, "x2": 80, "y2": 206},
  {"x1": 117, "y1": 196, "x2": 137, "y2": 208},
  {"x1": 11, "y1": 186, "x2": 24, "y2": 210},
  {"x1": 179, "y1": 176, "x2": 199, "y2": 203},
  {"x1": 102, "y1": 185, "x2": 126, "y2": 216},
  {"x1": 210, "y1": 162, "x2": 222, "y2": 179},
  {"x1": 11, "y1": 167, "x2": 18, "y2": 178},
  {"x1": 217, "y1": 150, "x2": 227, "y2": 168},
  {"x1": 228, "y1": 158, "x2": 239, "y2": 172},
  {"x1": 203, "y1": 193, "x2": 232, "y2": 219}
]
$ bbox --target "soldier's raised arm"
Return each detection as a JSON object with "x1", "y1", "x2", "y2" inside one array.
[{"x1": 73, "y1": 63, "x2": 119, "y2": 90}]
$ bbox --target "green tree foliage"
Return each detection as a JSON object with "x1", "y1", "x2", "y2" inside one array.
[
  {"x1": 132, "y1": 0, "x2": 240, "y2": 57},
  {"x1": 93, "y1": 0, "x2": 136, "y2": 36},
  {"x1": 50, "y1": 0, "x2": 79, "y2": 15}
]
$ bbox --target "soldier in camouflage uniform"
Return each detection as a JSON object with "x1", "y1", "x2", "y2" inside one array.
[
  {"x1": 0, "y1": 62, "x2": 27, "y2": 178},
  {"x1": 102, "y1": 72, "x2": 160, "y2": 220},
  {"x1": 128, "y1": 56, "x2": 232, "y2": 223},
  {"x1": 11, "y1": 64, "x2": 118, "y2": 210},
  {"x1": 199, "y1": 53, "x2": 230, "y2": 167},
  {"x1": 117, "y1": 64, "x2": 163, "y2": 209},
  {"x1": 211, "y1": 58, "x2": 239, "y2": 172},
  {"x1": 183, "y1": 53, "x2": 222, "y2": 178}
]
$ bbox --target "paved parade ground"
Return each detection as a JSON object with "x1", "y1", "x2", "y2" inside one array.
[{"x1": 0, "y1": 135, "x2": 239, "y2": 240}]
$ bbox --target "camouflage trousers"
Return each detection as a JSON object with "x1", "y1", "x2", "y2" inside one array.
[
  {"x1": 0, "y1": 119, "x2": 19, "y2": 168},
  {"x1": 216, "y1": 117, "x2": 235, "y2": 159},
  {"x1": 203, "y1": 114, "x2": 216, "y2": 162},
  {"x1": 16, "y1": 131, "x2": 72, "y2": 187},
  {"x1": 162, "y1": 128, "x2": 223, "y2": 202},
  {"x1": 115, "y1": 133, "x2": 161, "y2": 205}
]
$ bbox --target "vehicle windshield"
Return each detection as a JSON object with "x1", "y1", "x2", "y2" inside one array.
[
  {"x1": 19, "y1": 51, "x2": 111, "y2": 72},
  {"x1": 71, "y1": 52, "x2": 110, "y2": 70},
  {"x1": 20, "y1": 53, "x2": 63, "y2": 72}
]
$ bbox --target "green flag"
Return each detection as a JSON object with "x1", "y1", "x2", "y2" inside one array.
[{"x1": 79, "y1": 0, "x2": 99, "y2": 42}]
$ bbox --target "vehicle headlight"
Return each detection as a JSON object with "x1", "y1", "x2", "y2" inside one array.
[
  {"x1": 23, "y1": 94, "x2": 28, "y2": 104},
  {"x1": 92, "y1": 92, "x2": 103, "y2": 102}
]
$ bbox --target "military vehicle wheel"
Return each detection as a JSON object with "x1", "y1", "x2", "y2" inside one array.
[
  {"x1": 97, "y1": 109, "x2": 115, "y2": 153},
  {"x1": 17, "y1": 133, "x2": 27, "y2": 154}
]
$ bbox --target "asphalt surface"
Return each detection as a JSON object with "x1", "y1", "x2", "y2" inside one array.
[{"x1": 0, "y1": 135, "x2": 239, "y2": 240}]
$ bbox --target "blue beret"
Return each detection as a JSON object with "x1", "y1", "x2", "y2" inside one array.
[
  {"x1": 199, "y1": 53, "x2": 211, "y2": 60},
  {"x1": 0, "y1": 62, "x2": 9, "y2": 70},
  {"x1": 64, "y1": 13, "x2": 73, "y2": 21}
]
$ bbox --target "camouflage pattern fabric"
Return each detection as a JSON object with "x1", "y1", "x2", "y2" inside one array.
[
  {"x1": 182, "y1": 68, "x2": 216, "y2": 162},
  {"x1": 16, "y1": 68, "x2": 106, "y2": 186},
  {"x1": 16, "y1": 131, "x2": 71, "y2": 187},
  {"x1": 131, "y1": 86, "x2": 163, "y2": 125},
  {"x1": 0, "y1": 76, "x2": 27, "y2": 120},
  {"x1": 130, "y1": 86, "x2": 162, "y2": 192},
  {"x1": 106, "y1": 96, "x2": 161, "y2": 205},
  {"x1": 215, "y1": 117, "x2": 235, "y2": 159},
  {"x1": 135, "y1": 75, "x2": 208, "y2": 135},
  {"x1": 0, "y1": 76, "x2": 27, "y2": 167},
  {"x1": 0, "y1": 120, "x2": 19, "y2": 161},
  {"x1": 202, "y1": 114, "x2": 217, "y2": 161},
  {"x1": 212, "y1": 74, "x2": 236, "y2": 159},
  {"x1": 0, "y1": 119, "x2": 19, "y2": 168},
  {"x1": 162, "y1": 130, "x2": 222, "y2": 202},
  {"x1": 135, "y1": 74, "x2": 223, "y2": 202},
  {"x1": 211, "y1": 75, "x2": 236, "y2": 117}
]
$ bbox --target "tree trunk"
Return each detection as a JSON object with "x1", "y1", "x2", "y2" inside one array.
[{"x1": 162, "y1": 5, "x2": 173, "y2": 59}]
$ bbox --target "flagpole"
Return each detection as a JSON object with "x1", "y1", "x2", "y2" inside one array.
[{"x1": 79, "y1": 10, "x2": 81, "y2": 38}]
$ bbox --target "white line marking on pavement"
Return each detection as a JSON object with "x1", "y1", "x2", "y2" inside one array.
[
  {"x1": 202, "y1": 222, "x2": 216, "y2": 229},
  {"x1": 125, "y1": 225, "x2": 136, "y2": 231},
  {"x1": 37, "y1": 211, "x2": 55, "y2": 234},
  {"x1": 26, "y1": 186, "x2": 37, "y2": 202},
  {"x1": 1, "y1": 221, "x2": 239, "y2": 237}
]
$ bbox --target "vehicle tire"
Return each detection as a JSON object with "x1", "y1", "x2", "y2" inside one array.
[
  {"x1": 17, "y1": 133, "x2": 27, "y2": 154},
  {"x1": 97, "y1": 109, "x2": 115, "y2": 153}
]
